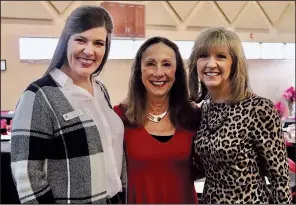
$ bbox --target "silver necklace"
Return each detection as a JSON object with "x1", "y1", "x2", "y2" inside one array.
[{"x1": 146, "y1": 109, "x2": 168, "y2": 123}]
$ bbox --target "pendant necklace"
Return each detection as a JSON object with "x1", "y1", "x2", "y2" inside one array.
[{"x1": 146, "y1": 109, "x2": 168, "y2": 123}]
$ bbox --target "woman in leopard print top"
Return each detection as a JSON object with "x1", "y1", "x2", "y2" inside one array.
[{"x1": 188, "y1": 27, "x2": 292, "y2": 204}]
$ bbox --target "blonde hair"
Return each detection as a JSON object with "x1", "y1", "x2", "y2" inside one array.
[{"x1": 188, "y1": 27, "x2": 252, "y2": 103}]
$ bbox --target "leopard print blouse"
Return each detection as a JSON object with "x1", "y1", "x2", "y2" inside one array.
[{"x1": 194, "y1": 94, "x2": 292, "y2": 204}]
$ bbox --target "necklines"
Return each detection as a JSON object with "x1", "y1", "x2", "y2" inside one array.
[
  {"x1": 142, "y1": 126, "x2": 177, "y2": 144},
  {"x1": 204, "y1": 100, "x2": 229, "y2": 134},
  {"x1": 208, "y1": 93, "x2": 256, "y2": 106},
  {"x1": 203, "y1": 94, "x2": 256, "y2": 134},
  {"x1": 151, "y1": 134, "x2": 173, "y2": 143}
]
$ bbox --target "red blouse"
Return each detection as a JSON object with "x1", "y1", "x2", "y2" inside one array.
[{"x1": 114, "y1": 105, "x2": 198, "y2": 204}]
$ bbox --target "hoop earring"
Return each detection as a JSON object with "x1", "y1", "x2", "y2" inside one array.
[
  {"x1": 205, "y1": 92, "x2": 211, "y2": 100},
  {"x1": 197, "y1": 77, "x2": 202, "y2": 99},
  {"x1": 196, "y1": 79, "x2": 209, "y2": 103}
]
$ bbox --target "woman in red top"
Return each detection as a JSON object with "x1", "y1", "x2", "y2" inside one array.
[{"x1": 114, "y1": 37, "x2": 202, "y2": 204}]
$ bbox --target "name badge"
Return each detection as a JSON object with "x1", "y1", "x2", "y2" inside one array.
[{"x1": 63, "y1": 110, "x2": 83, "y2": 121}]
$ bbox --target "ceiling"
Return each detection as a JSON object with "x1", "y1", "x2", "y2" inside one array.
[{"x1": 1, "y1": 1, "x2": 295, "y2": 41}]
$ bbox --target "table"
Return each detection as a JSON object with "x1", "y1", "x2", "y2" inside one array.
[
  {"x1": 1, "y1": 113, "x2": 14, "y2": 119},
  {"x1": 1, "y1": 133, "x2": 11, "y2": 141},
  {"x1": 282, "y1": 120, "x2": 295, "y2": 162},
  {"x1": 1, "y1": 113, "x2": 13, "y2": 135},
  {"x1": 1, "y1": 113, "x2": 13, "y2": 124},
  {"x1": 283, "y1": 118, "x2": 296, "y2": 128}
]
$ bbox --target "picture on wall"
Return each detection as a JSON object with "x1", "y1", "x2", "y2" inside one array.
[{"x1": 1, "y1": 60, "x2": 6, "y2": 71}]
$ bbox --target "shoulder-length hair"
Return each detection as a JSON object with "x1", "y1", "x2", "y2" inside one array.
[
  {"x1": 188, "y1": 27, "x2": 252, "y2": 103},
  {"x1": 122, "y1": 36, "x2": 200, "y2": 130},
  {"x1": 44, "y1": 5, "x2": 113, "y2": 77}
]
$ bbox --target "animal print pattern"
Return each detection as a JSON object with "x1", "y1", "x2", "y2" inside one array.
[{"x1": 194, "y1": 94, "x2": 292, "y2": 204}]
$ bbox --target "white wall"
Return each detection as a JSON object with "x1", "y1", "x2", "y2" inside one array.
[{"x1": 248, "y1": 59, "x2": 295, "y2": 102}]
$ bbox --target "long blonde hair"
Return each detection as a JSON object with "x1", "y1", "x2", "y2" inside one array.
[{"x1": 188, "y1": 27, "x2": 252, "y2": 103}]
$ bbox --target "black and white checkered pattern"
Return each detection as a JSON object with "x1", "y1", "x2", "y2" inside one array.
[{"x1": 10, "y1": 74, "x2": 125, "y2": 204}]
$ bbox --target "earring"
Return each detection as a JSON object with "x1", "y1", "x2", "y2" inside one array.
[{"x1": 197, "y1": 78, "x2": 202, "y2": 99}]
